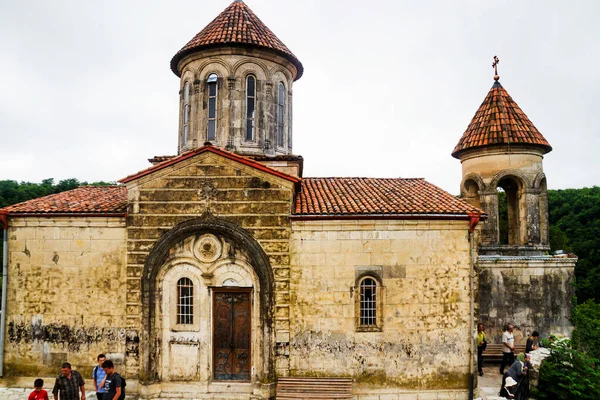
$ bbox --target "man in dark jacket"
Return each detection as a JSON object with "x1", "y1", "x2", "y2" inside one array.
[{"x1": 52, "y1": 362, "x2": 86, "y2": 400}]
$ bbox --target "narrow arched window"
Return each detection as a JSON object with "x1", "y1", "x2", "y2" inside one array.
[
  {"x1": 183, "y1": 81, "x2": 191, "y2": 144},
  {"x1": 277, "y1": 82, "x2": 285, "y2": 147},
  {"x1": 360, "y1": 278, "x2": 377, "y2": 326},
  {"x1": 207, "y1": 73, "x2": 218, "y2": 141},
  {"x1": 246, "y1": 75, "x2": 256, "y2": 141},
  {"x1": 177, "y1": 277, "x2": 194, "y2": 324}
]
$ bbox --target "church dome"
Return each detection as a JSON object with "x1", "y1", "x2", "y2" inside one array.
[
  {"x1": 452, "y1": 79, "x2": 552, "y2": 159},
  {"x1": 170, "y1": 0, "x2": 303, "y2": 79}
]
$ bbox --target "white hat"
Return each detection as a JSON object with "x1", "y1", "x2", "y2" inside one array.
[{"x1": 505, "y1": 377, "x2": 518, "y2": 387}]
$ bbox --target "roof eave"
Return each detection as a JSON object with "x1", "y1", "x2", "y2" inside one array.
[
  {"x1": 290, "y1": 213, "x2": 487, "y2": 221},
  {"x1": 170, "y1": 43, "x2": 304, "y2": 81}
]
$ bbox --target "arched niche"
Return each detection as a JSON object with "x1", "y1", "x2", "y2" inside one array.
[
  {"x1": 140, "y1": 212, "x2": 274, "y2": 383},
  {"x1": 496, "y1": 175, "x2": 526, "y2": 246},
  {"x1": 461, "y1": 174, "x2": 485, "y2": 209}
]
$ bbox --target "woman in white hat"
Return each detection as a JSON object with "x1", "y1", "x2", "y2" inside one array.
[{"x1": 501, "y1": 376, "x2": 518, "y2": 398}]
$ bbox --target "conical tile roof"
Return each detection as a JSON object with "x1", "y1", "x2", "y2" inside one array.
[
  {"x1": 170, "y1": 1, "x2": 303, "y2": 79},
  {"x1": 452, "y1": 80, "x2": 552, "y2": 159}
]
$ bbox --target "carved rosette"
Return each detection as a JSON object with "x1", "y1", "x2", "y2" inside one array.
[{"x1": 194, "y1": 234, "x2": 222, "y2": 263}]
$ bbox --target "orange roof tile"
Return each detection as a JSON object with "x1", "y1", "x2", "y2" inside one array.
[
  {"x1": 171, "y1": 1, "x2": 303, "y2": 79},
  {"x1": 294, "y1": 178, "x2": 482, "y2": 218},
  {"x1": 0, "y1": 186, "x2": 127, "y2": 215},
  {"x1": 452, "y1": 81, "x2": 552, "y2": 158},
  {"x1": 120, "y1": 144, "x2": 301, "y2": 184}
]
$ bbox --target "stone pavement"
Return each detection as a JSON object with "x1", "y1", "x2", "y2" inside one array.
[{"x1": 0, "y1": 387, "x2": 100, "y2": 400}]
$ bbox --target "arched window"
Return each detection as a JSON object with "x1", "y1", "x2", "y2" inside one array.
[
  {"x1": 183, "y1": 81, "x2": 191, "y2": 144},
  {"x1": 246, "y1": 75, "x2": 256, "y2": 141},
  {"x1": 177, "y1": 277, "x2": 194, "y2": 325},
  {"x1": 497, "y1": 176, "x2": 525, "y2": 245},
  {"x1": 207, "y1": 73, "x2": 218, "y2": 141},
  {"x1": 359, "y1": 277, "x2": 377, "y2": 326},
  {"x1": 277, "y1": 82, "x2": 285, "y2": 147}
]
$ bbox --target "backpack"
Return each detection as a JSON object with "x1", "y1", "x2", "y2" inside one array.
[{"x1": 112, "y1": 372, "x2": 126, "y2": 400}]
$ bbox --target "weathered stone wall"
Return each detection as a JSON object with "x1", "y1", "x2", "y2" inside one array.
[
  {"x1": 124, "y1": 151, "x2": 295, "y2": 392},
  {"x1": 478, "y1": 256, "x2": 576, "y2": 343},
  {"x1": 289, "y1": 219, "x2": 476, "y2": 395},
  {"x1": 4, "y1": 217, "x2": 127, "y2": 377}
]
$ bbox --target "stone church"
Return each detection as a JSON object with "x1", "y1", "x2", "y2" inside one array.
[{"x1": 0, "y1": 1, "x2": 575, "y2": 398}]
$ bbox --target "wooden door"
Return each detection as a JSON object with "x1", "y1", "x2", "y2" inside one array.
[{"x1": 213, "y1": 288, "x2": 251, "y2": 381}]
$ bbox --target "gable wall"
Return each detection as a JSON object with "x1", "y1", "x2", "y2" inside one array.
[
  {"x1": 124, "y1": 152, "x2": 296, "y2": 380},
  {"x1": 289, "y1": 219, "x2": 475, "y2": 395}
]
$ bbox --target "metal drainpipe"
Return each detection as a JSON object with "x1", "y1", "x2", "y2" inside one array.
[
  {"x1": 468, "y1": 212, "x2": 481, "y2": 400},
  {"x1": 0, "y1": 212, "x2": 8, "y2": 377}
]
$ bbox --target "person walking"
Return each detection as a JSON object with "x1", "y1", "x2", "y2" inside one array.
[
  {"x1": 477, "y1": 322, "x2": 487, "y2": 376},
  {"x1": 499, "y1": 324, "x2": 515, "y2": 374},
  {"x1": 52, "y1": 362, "x2": 86, "y2": 400},
  {"x1": 92, "y1": 354, "x2": 107, "y2": 400},
  {"x1": 101, "y1": 360, "x2": 125, "y2": 400}
]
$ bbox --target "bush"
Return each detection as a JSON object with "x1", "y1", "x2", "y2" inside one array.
[
  {"x1": 535, "y1": 339, "x2": 600, "y2": 400},
  {"x1": 572, "y1": 300, "x2": 600, "y2": 360}
]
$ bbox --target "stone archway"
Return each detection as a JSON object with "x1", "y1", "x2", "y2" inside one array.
[{"x1": 140, "y1": 212, "x2": 274, "y2": 384}]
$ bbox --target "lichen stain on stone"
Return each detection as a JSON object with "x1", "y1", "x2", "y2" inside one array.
[
  {"x1": 291, "y1": 330, "x2": 466, "y2": 389},
  {"x1": 8, "y1": 320, "x2": 127, "y2": 352}
]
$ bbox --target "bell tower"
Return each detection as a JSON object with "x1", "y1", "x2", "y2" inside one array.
[
  {"x1": 454, "y1": 57, "x2": 576, "y2": 342},
  {"x1": 170, "y1": 0, "x2": 303, "y2": 157},
  {"x1": 452, "y1": 57, "x2": 552, "y2": 256}
]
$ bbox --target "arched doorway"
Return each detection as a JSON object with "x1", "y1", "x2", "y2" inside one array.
[{"x1": 140, "y1": 214, "x2": 274, "y2": 387}]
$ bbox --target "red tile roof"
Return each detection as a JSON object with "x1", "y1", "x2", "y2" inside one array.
[
  {"x1": 121, "y1": 144, "x2": 301, "y2": 184},
  {"x1": 0, "y1": 186, "x2": 127, "y2": 215},
  {"x1": 294, "y1": 178, "x2": 482, "y2": 217},
  {"x1": 452, "y1": 81, "x2": 552, "y2": 158},
  {"x1": 1, "y1": 178, "x2": 483, "y2": 220},
  {"x1": 171, "y1": 1, "x2": 303, "y2": 79}
]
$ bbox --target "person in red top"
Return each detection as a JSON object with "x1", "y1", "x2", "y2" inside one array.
[{"x1": 29, "y1": 378, "x2": 50, "y2": 400}]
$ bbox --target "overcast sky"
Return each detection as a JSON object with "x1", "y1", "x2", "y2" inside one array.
[{"x1": 1, "y1": 0, "x2": 598, "y2": 194}]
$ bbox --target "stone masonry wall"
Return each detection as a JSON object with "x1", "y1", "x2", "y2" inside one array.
[
  {"x1": 478, "y1": 257, "x2": 575, "y2": 343},
  {"x1": 4, "y1": 217, "x2": 127, "y2": 377},
  {"x1": 125, "y1": 151, "x2": 295, "y2": 383},
  {"x1": 289, "y1": 219, "x2": 476, "y2": 394}
]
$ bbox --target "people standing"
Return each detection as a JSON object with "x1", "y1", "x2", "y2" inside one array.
[
  {"x1": 29, "y1": 378, "x2": 49, "y2": 400},
  {"x1": 101, "y1": 360, "x2": 125, "y2": 400},
  {"x1": 52, "y1": 362, "x2": 86, "y2": 400},
  {"x1": 477, "y1": 322, "x2": 487, "y2": 376},
  {"x1": 92, "y1": 354, "x2": 107, "y2": 400},
  {"x1": 526, "y1": 331, "x2": 539, "y2": 353},
  {"x1": 499, "y1": 324, "x2": 515, "y2": 374}
]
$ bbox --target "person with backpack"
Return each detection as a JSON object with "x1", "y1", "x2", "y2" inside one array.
[
  {"x1": 92, "y1": 354, "x2": 107, "y2": 400},
  {"x1": 101, "y1": 360, "x2": 125, "y2": 400}
]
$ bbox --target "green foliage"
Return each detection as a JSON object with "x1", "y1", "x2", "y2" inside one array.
[
  {"x1": 548, "y1": 186, "x2": 600, "y2": 303},
  {"x1": 572, "y1": 300, "x2": 600, "y2": 360},
  {"x1": 497, "y1": 190, "x2": 508, "y2": 245},
  {"x1": 535, "y1": 339, "x2": 600, "y2": 400},
  {"x1": 0, "y1": 178, "x2": 115, "y2": 208}
]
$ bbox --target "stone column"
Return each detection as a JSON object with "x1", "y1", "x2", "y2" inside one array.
[
  {"x1": 479, "y1": 190, "x2": 499, "y2": 245},
  {"x1": 525, "y1": 189, "x2": 541, "y2": 245}
]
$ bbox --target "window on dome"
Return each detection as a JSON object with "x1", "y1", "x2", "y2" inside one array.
[
  {"x1": 183, "y1": 81, "x2": 191, "y2": 144},
  {"x1": 246, "y1": 75, "x2": 256, "y2": 141},
  {"x1": 207, "y1": 73, "x2": 218, "y2": 141},
  {"x1": 277, "y1": 82, "x2": 285, "y2": 147}
]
